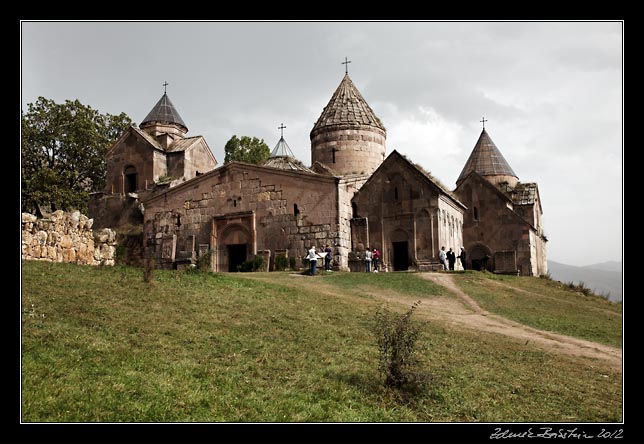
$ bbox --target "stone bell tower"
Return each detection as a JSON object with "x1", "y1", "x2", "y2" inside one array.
[{"x1": 310, "y1": 69, "x2": 386, "y2": 177}]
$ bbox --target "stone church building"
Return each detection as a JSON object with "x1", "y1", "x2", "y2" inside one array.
[
  {"x1": 454, "y1": 128, "x2": 548, "y2": 276},
  {"x1": 91, "y1": 71, "x2": 547, "y2": 276}
]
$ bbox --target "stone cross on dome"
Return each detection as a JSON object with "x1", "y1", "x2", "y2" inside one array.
[
  {"x1": 342, "y1": 57, "x2": 352, "y2": 74},
  {"x1": 163, "y1": 81, "x2": 169, "y2": 94},
  {"x1": 480, "y1": 117, "x2": 488, "y2": 130},
  {"x1": 278, "y1": 123, "x2": 286, "y2": 138}
]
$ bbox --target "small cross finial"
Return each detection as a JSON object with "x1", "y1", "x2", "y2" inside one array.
[
  {"x1": 278, "y1": 123, "x2": 286, "y2": 138},
  {"x1": 163, "y1": 81, "x2": 169, "y2": 94},
  {"x1": 480, "y1": 117, "x2": 488, "y2": 129},
  {"x1": 341, "y1": 57, "x2": 352, "y2": 74}
]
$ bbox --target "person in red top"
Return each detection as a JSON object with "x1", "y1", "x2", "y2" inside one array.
[{"x1": 372, "y1": 248, "x2": 380, "y2": 272}]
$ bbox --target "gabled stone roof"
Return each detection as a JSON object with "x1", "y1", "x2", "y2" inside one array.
[
  {"x1": 311, "y1": 74, "x2": 385, "y2": 133},
  {"x1": 357, "y1": 150, "x2": 467, "y2": 210},
  {"x1": 457, "y1": 129, "x2": 517, "y2": 183},
  {"x1": 164, "y1": 136, "x2": 203, "y2": 153},
  {"x1": 140, "y1": 93, "x2": 188, "y2": 132},
  {"x1": 130, "y1": 125, "x2": 163, "y2": 151}
]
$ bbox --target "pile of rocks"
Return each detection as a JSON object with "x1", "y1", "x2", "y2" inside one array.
[{"x1": 21, "y1": 210, "x2": 116, "y2": 266}]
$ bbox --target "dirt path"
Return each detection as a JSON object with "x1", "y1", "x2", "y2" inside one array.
[
  {"x1": 242, "y1": 272, "x2": 622, "y2": 373},
  {"x1": 419, "y1": 273, "x2": 622, "y2": 373}
]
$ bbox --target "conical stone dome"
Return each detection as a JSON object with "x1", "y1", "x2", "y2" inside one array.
[
  {"x1": 457, "y1": 128, "x2": 518, "y2": 187},
  {"x1": 310, "y1": 74, "x2": 386, "y2": 177},
  {"x1": 312, "y1": 74, "x2": 385, "y2": 133},
  {"x1": 140, "y1": 93, "x2": 188, "y2": 134}
]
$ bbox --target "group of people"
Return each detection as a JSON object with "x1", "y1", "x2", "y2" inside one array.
[
  {"x1": 362, "y1": 247, "x2": 380, "y2": 273},
  {"x1": 306, "y1": 244, "x2": 467, "y2": 275},
  {"x1": 306, "y1": 244, "x2": 334, "y2": 276},
  {"x1": 438, "y1": 246, "x2": 467, "y2": 271}
]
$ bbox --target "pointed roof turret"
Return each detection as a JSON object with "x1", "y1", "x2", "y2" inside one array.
[
  {"x1": 311, "y1": 73, "x2": 385, "y2": 133},
  {"x1": 270, "y1": 136, "x2": 296, "y2": 158},
  {"x1": 140, "y1": 92, "x2": 188, "y2": 133},
  {"x1": 263, "y1": 124, "x2": 313, "y2": 173},
  {"x1": 457, "y1": 128, "x2": 518, "y2": 186}
]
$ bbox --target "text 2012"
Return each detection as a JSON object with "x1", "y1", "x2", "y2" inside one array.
[{"x1": 490, "y1": 427, "x2": 623, "y2": 439}]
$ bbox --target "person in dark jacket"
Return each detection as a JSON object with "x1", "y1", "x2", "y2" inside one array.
[
  {"x1": 324, "y1": 244, "x2": 333, "y2": 271},
  {"x1": 457, "y1": 247, "x2": 467, "y2": 270},
  {"x1": 447, "y1": 248, "x2": 456, "y2": 271}
]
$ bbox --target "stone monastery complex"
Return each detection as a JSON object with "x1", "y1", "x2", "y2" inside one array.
[{"x1": 89, "y1": 70, "x2": 548, "y2": 276}]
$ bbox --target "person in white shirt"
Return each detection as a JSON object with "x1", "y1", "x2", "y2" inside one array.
[
  {"x1": 365, "y1": 247, "x2": 373, "y2": 272},
  {"x1": 438, "y1": 246, "x2": 448, "y2": 271},
  {"x1": 308, "y1": 245, "x2": 318, "y2": 276}
]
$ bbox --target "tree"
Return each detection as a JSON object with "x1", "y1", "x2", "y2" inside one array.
[
  {"x1": 223, "y1": 135, "x2": 270, "y2": 165},
  {"x1": 21, "y1": 97, "x2": 133, "y2": 214}
]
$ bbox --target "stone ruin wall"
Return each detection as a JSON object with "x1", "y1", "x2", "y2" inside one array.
[{"x1": 22, "y1": 210, "x2": 117, "y2": 266}]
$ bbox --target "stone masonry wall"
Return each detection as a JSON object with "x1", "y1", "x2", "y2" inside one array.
[
  {"x1": 311, "y1": 126, "x2": 386, "y2": 177},
  {"x1": 143, "y1": 163, "x2": 342, "y2": 270},
  {"x1": 22, "y1": 210, "x2": 117, "y2": 266}
]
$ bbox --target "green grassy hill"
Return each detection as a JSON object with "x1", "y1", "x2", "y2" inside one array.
[{"x1": 21, "y1": 261, "x2": 622, "y2": 422}]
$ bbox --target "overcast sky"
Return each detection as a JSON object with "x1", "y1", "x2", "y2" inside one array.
[{"x1": 20, "y1": 21, "x2": 622, "y2": 267}]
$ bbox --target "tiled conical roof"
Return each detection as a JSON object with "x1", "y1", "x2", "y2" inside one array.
[
  {"x1": 311, "y1": 74, "x2": 385, "y2": 133},
  {"x1": 457, "y1": 129, "x2": 518, "y2": 183},
  {"x1": 140, "y1": 93, "x2": 188, "y2": 132}
]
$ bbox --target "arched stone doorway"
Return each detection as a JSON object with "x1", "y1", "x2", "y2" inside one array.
[
  {"x1": 391, "y1": 229, "x2": 410, "y2": 271},
  {"x1": 469, "y1": 242, "x2": 492, "y2": 271},
  {"x1": 124, "y1": 165, "x2": 137, "y2": 194},
  {"x1": 219, "y1": 224, "x2": 252, "y2": 272}
]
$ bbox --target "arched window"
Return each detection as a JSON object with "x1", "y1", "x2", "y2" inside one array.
[
  {"x1": 294, "y1": 203, "x2": 300, "y2": 217},
  {"x1": 473, "y1": 206, "x2": 479, "y2": 221},
  {"x1": 352, "y1": 202, "x2": 358, "y2": 218},
  {"x1": 394, "y1": 187, "x2": 399, "y2": 200},
  {"x1": 124, "y1": 165, "x2": 137, "y2": 193}
]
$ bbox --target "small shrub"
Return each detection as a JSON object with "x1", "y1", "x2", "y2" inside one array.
[
  {"x1": 275, "y1": 254, "x2": 288, "y2": 271},
  {"x1": 288, "y1": 256, "x2": 297, "y2": 270},
  {"x1": 237, "y1": 256, "x2": 264, "y2": 272},
  {"x1": 196, "y1": 250, "x2": 212, "y2": 271},
  {"x1": 371, "y1": 301, "x2": 426, "y2": 390},
  {"x1": 565, "y1": 281, "x2": 601, "y2": 298}
]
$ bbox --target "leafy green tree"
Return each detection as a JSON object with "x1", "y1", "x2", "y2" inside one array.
[
  {"x1": 223, "y1": 135, "x2": 270, "y2": 165},
  {"x1": 21, "y1": 97, "x2": 133, "y2": 214}
]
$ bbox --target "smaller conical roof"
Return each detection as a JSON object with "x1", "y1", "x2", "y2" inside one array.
[
  {"x1": 311, "y1": 73, "x2": 385, "y2": 134},
  {"x1": 270, "y1": 136, "x2": 296, "y2": 158},
  {"x1": 457, "y1": 128, "x2": 518, "y2": 183},
  {"x1": 140, "y1": 93, "x2": 188, "y2": 132},
  {"x1": 263, "y1": 136, "x2": 313, "y2": 173}
]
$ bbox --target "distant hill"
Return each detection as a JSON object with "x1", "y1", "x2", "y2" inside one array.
[
  {"x1": 548, "y1": 260, "x2": 623, "y2": 302},
  {"x1": 583, "y1": 261, "x2": 623, "y2": 273}
]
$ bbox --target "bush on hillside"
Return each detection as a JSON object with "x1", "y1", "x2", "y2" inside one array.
[{"x1": 371, "y1": 301, "x2": 427, "y2": 392}]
